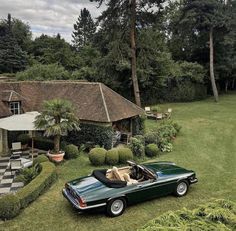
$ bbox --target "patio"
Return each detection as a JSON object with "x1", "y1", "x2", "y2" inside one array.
[{"x1": 0, "y1": 152, "x2": 41, "y2": 197}]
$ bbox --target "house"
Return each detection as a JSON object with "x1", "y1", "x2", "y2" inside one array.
[{"x1": 0, "y1": 81, "x2": 145, "y2": 154}]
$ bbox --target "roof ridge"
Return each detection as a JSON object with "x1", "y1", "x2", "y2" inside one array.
[
  {"x1": 99, "y1": 83, "x2": 111, "y2": 122},
  {"x1": 100, "y1": 83, "x2": 144, "y2": 111},
  {"x1": 1, "y1": 80, "x2": 101, "y2": 85}
]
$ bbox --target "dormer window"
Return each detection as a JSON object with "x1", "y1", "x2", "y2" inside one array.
[{"x1": 9, "y1": 101, "x2": 21, "y2": 115}]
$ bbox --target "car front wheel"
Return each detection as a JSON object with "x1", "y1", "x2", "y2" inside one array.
[
  {"x1": 174, "y1": 180, "x2": 189, "y2": 197},
  {"x1": 106, "y1": 198, "x2": 126, "y2": 217}
]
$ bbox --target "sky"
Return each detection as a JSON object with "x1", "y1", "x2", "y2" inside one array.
[{"x1": 0, "y1": 0, "x2": 105, "y2": 43}]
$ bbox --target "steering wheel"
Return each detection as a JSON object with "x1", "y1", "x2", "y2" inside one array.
[{"x1": 131, "y1": 166, "x2": 143, "y2": 180}]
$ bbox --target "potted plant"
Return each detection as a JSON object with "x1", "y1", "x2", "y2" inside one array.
[{"x1": 34, "y1": 99, "x2": 80, "y2": 163}]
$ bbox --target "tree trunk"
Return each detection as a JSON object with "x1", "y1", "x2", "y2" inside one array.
[
  {"x1": 54, "y1": 135, "x2": 60, "y2": 153},
  {"x1": 225, "y1": 80, "x2": 228, "y2": 93},
  {"x1": 209, "y1": 27, "x2": 219, "y2": 102},
  {"x1": 130, "y1": 0, "x2": 141, "y2": 107}
]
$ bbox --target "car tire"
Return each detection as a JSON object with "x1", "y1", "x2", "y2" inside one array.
[
  {"x1": 106, "y1": 198, "x2": 126, "y2": 217},
  {"x1": 174, "y1": 180, "x2": 189, "y2": 197}
]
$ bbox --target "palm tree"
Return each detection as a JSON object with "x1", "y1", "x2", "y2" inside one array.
[{"x1": 34, "y1": 99, "x2": 80, "y2": 153}]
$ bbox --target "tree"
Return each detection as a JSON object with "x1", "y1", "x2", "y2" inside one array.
[
  {"x1": 72, "y1": 8, "x2": 96, "y2": 49},
  {"x1": 30, "y1": 34, "x2": 79, "y2": 70},
  {"x1": 180, "y1": 0, "x2": 229, "y2": 102},
  {"x1": 0, "y1": 14, "x2": 27, "y2": 73},
  {"x1": 34, "y1": 99, "x2": 80, "y2": 153},
  {"x1": 90, "y1": 0, "x2": 166, "y2": 106}
]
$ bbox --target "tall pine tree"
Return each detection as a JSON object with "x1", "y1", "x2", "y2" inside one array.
[
  {"x1": 0, "y1": 14, "x2": 27, "y2": 73},
  {"x1": 72, "y1": 8, "x2": 96, "y2": 50}
]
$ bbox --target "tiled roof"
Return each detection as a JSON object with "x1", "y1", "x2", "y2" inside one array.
[{"x1": 0, "y1": 81, "x2": 144, "y2": 122}]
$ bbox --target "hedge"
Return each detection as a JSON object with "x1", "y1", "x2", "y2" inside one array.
[
  {"x1": 64, "y1": 123, "x2": 113, "y2": 150},
  {"x1": 0, "y1": 162, "x2": 57, "y2": 219},
  {"x1": 89, "y1": 148, "x2": 107, "y2": 166},
  {"x1": 64, "y1": 144, "x2": 79, "y2": 159},
  {"x1": 145, "y1": 143, "x2": 159, "y2": 157},
  {"x1": 138, "y1": 199, "x2": 236, "y2": 231},
  {"x1": 118, "y1": 148, "x2": 133, "y2": 164},
  {"x1": 105, "y1": 149, "x2": 119, "y2": 165},
  {"x1": 17, "y1": 162, "x2": 57, "y2": 208},
  {"x1": 33, "y1": 136, "x2": 54, "y2": 151}
]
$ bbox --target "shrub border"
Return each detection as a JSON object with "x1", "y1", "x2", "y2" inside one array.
[{"x1": 0, "y1": 161, "x2": 57, "y2": 220}]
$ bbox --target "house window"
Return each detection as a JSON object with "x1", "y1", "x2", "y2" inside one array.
[{"x1": 9, "y1": 102, "x2": 21, "y2": 115}]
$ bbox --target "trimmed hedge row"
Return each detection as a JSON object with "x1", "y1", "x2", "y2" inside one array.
[
  {"x1": 33, "y1": 136, "x2": 54, "y2": 151},
  {"x1": 88, "y1": 147, "x2": 134, "y2": 166},
  {"x1": 0, "y1": 161, "x2": 57, "y2": 220}
]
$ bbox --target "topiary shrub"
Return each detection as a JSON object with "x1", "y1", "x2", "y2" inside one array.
[
  {"x1": 144, "y1": 132, "x2": 159, "y2": 145},
  {"x1": 17, "y1": 133, "x2": 30, "y2": 145},
  {"x1": 129, "y1": 137, "x2": 145, "y2": 158},
  {"x1": 145, "y1": 143, "x2": 159, "y2": 157},
  {"x1": 0, "y1": 194, "x2": 21, "y2": 219},
  {"x1": 33, "y1": 155, "x2": 48, "y2": 166},
  {"x1": 64, "y1": 144, "x2": 79, "y2": 159},
  {"x1": 105, "y1": 148, "x2": 119, "y2": 165},
  {"x1": 88, "y1": 148, "x2": 107, "y2": 166},
  {"x1": 118, "y1": 148, "x2": 133, "y2": 164}
]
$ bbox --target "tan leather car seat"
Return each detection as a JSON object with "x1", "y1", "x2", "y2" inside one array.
[{"x1": 112, "y1": 166, "x2": 124, "y2": 181}]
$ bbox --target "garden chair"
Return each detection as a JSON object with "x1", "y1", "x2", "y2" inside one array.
[
  {"x1": 11, "y1": 142, "x2": 22, "y2": 158},
  {"x1": 10, "y1": 159, "x2": 22, "y2": 174},
  {"x1": 165, "y1": 108, "x2": 172, "y2": 119},
  {"x1": 145, "y1": 107, "x2": 152, "y2": 115}
]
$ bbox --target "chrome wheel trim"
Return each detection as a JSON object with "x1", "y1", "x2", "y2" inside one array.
[
  {"x1": 177, "y1": 182, "x2": 187, "y2": 196},
  {"x1": 111, "y1": 199, "x2": 124, "y2": 215}
]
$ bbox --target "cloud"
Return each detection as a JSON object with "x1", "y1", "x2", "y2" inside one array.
[{"x1": 0, "y1": 0, "x2": 105, "y2": 43}]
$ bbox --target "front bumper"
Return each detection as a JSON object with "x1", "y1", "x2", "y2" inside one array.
[
  {"x1": 189, "y1": 177, "x2": 198, "y2": 184},
  {"x1": 62, "y1": 188, "x2": 106, "y2": 211}
]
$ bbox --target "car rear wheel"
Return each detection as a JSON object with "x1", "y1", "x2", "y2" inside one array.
[
  {"x1": 174, "y1": 180, "x2": 189, "y2": 197},
  {"x1": 106, "y1": 198, "x2": 126, "y2": 217}
]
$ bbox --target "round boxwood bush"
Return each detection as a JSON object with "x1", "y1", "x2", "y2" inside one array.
[
  {"x1": 145, "y1": 143, "x2": 159, "y2": 157},
  {"x1": 118, "y1": 148, "x2": 133, "y2": 164},
  {"x1": 17, "y1": 133, "x2": 30, "y2": 145},
  {"x1": 33, "y1": 154, "x2": 48, "y2": 166},
  {"x1": 0, "y1": 194, "x2": 21, "y2": 219},
  {"x1": 105, "y1": 148, "x2": 119, "y2": 165},
  {"x1": 89, "y1": 148, "x2": 107, "y2": 166},
  {"x1": 64, "y1": 144, "x2": 79, "y2": 159}
]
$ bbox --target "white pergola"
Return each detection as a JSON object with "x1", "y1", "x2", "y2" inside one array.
[{"x1": 0, "y1": 111, "x2": 42, "y2": 155}]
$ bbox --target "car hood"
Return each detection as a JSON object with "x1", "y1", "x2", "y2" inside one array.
[
  {"x1": 68, "y1": 175, "x2": 114, "y2": 201},
  {"x1": 143, "y1": 161, "x2": 193, "y2": 176}
]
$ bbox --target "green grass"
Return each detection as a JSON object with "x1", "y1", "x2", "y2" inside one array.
[{"x1": 1, "y1": 94, "x2": 236, "y2": 231}]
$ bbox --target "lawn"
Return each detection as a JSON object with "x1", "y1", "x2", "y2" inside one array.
[{"x1": 1, "y1": 94, "x2": 236, "y2": 231}]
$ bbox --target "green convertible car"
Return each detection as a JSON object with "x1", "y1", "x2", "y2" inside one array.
[{"x1": 62, "y1": 161, "x2": 198, "y2": 217}]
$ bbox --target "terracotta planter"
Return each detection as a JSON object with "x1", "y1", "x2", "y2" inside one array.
[{"x1": 47, "y1": 151, "x2": 65, "y2": 163}]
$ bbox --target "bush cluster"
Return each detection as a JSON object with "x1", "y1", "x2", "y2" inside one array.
[
  {"x1": 144, "y1": 120, "x2": 181, "y2": 153},
  {"x1": 88, "y1": 147, "x2": 134, "y2": 166},
  {"x1": 0, "y1": 161, "x2": 57, "y2": 219},
  {"x1": 33, "y1": 155, "x2": 49, "y2": 165},
  {"x1": 129, "y1": 137, "x2": 145, "y2": 158},
  {"x1": 138, "y1": 199, "x2": 236, "y2": 231},
  {"x1": 64, "y1": 144, "x2": 79, "y2": 159}
]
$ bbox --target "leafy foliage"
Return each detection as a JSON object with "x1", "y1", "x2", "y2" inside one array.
[
  {"x1": 34, "y1": 99, "x2": 80, "y2": 153},
  {"x1": 145, "y1": 143, "x2": 159, "y2": 157},
  {"x1": 129, "y1": 137, "x2": 145, "y2": 158},
  {"x1": 16, "y1": 63, "x2": 70, "y2": 81},
  {"x1": 0, "y1": 195, "x2": 21, "y2": 219},
  {"x1": 17, "y1": 133, "x2": 30, "y2": 145},
  {"x1": 138, "y1": 199, "x2": 236, "y2": 231}
]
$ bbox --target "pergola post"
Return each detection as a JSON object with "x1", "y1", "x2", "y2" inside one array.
[{"x1": 0, "y1": 128, "x2": 9, "y2": 156}]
